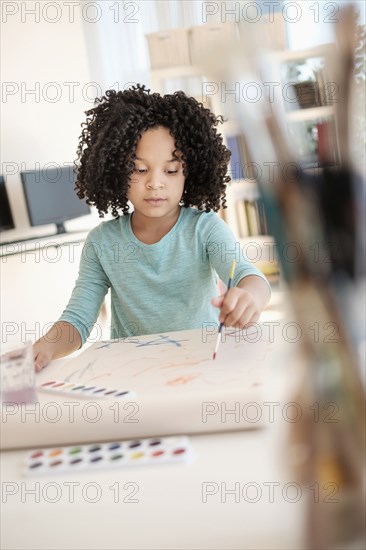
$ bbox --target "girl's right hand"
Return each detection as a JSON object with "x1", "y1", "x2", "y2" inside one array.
[{"x1": 33, "y1": 343, "x2": 53, "y2": 372}]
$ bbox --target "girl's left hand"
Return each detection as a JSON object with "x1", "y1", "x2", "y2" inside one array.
[{"x1": 211, "y1": 287, "x2": 261, "y2": 329}]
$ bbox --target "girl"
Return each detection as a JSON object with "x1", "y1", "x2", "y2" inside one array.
[{"x1": 33, "y1": 85, "x2": 271, "y2": 371}]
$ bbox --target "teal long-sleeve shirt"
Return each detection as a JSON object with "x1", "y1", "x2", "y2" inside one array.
[{"x1": 58, "y1": 207, "x2": 270, "y2": 344}]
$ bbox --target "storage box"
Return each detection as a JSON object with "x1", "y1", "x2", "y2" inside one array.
[
  {"x1": 189, "y1": 22, "x2": 239, "y2": 67},
  {"x1": 293, "y1": 81, "x2": 321, "y2": 108},
  {"x1": 146, "y1": 28, "x2": 191, "y2": 69}
]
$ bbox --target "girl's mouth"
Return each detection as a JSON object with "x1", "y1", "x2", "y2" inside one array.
[{"x1": 145, "y1": 198, "x2": 166, "y2": 205}]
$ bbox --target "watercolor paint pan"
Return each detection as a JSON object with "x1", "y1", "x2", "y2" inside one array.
[
  {"x1": 38, "y1": 380, "x2": 135, "y2": 400},
  {"x1": 24, "y1": 436, "x2": 193, "y2": 476}
]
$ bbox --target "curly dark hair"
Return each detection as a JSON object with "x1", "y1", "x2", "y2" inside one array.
[{"x1": 74, "y1": 84, "x2": 231, "y2": 217}]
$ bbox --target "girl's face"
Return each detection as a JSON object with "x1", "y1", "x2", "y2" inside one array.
[{"x1": 127, "y1": 126, "x2": 185, "y2": 222}]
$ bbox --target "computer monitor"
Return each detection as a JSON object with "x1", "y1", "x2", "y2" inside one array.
[
  {"x1": 0, "y1": 176, "x2": 15, "y2": 232},
  {"x1": 21, "y1": 166, "x2": 90, "y2": 235}
]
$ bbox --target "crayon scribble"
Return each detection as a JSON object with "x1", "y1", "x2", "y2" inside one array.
[{"x1": 135, "y1": 335, "x2": 188, "y2": 348}]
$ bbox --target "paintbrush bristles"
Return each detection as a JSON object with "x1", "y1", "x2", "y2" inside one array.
[{"x1": 213, "y1": 327, "x2": 223, "y2": 361}]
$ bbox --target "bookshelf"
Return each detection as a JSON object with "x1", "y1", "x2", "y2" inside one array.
[
  {"x1": 269, "y1": 43, "x2": 340, "y2": 167},
  {"x1": 149, "y1": 42, "x2": 340, "y2": 278},
  {"x1": 147, "y1": 20, "x2": 342, "y2": 280},
  {"x1": 150, "y1": 65, "x2": 279, "y2": 279}
]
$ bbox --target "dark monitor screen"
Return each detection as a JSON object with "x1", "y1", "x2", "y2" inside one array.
[
  {"x1": 0, "y1": 176, "x2": 15, "y2": 231},
  {"x1": 21, "y1": 166, "x2": 90, "y2": 234}
]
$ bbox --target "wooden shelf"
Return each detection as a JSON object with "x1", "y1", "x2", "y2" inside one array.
[
  {"x1": 286, "y1": 105, "x2": 334, "y2": 123},
  {"x1": 235, "y1": 235, "x2": 279, "y2": 278},
  {"x1": 269, "y1": 43, "x2": 335, "y2": 63},
  {"x1": 226, "y1": 179, "x2": 260, "y2": 202}
]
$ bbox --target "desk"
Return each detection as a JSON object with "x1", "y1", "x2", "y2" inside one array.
[
  {"x1": 1, "y1": 300, "x2": 309, "y2": 549},
  {"x1": 1, "y1": 427, "x2": 307, "y2": 549},
  {"x1": 1, "y1": 336, "x2": 310, "y2": 548}
]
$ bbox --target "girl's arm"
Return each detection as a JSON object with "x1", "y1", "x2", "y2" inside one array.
[
  {"x1": 237, "y1": 274, "x2": 271, "y2": 311},
  {"x1": 33, "y1": 321, "x2": 82, "y2": 372},
  {"x1": 33, "y1": 227, "x2": 110, "y2": 372},
  {"x1": 212, "y1": 275, "x2": 271, "y2": 329}
]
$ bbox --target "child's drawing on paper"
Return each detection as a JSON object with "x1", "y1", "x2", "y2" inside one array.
[{"x1": 54, "y1": 327, "x2": 273, "y2": 394}]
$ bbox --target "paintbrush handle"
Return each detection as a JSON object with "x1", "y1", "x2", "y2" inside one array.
[{"x1": 213, "y1": 260, "x2": 236, "y2": 360}]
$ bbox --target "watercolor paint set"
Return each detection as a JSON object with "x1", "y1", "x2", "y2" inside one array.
[
  {"x1": 38, "y1": 380, "x2": 135, "y2": 400},
  {"x1": 24, "y1": 436, "x2": 193, "y2": 476}
]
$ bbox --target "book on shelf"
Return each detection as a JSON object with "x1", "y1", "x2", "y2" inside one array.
[
  {"x1": 257, "y1": 199, "x2": 268, "y2": 235},
  {"x1": 226, "y1": 134, "x2": 252, "y2": 181},
  {"x1": 227, "y1": 193, "x2": 279, "y2": 279},
  {"x1": 288, "y1": 117, "x2": 339, "y2": 169},
  {"x1": 245, "y1": 200, "x2": 259, "y2": 236},
  {"x1": 234, "y1": 198, "x2": 269, "y2": 238},
  {"x1": 225, "y1": 136, "x2": 279, "y2": 279},
  {"x1": 316, "y1": 119, "x2": 339, "y2": 166},
  {"x1": 235, "y1": 200, "x2": 249, "y2": 237},
  {"x1": 226, "y1": 135, "x2": 243, "y2": 181},
  {"x1": 239, "y1": 135, "x2": 256, "y2": 180}
]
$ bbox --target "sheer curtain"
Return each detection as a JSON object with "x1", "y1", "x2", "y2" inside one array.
[{"x1": 81, "y1": 0, "x2": 207, "y2": 95}]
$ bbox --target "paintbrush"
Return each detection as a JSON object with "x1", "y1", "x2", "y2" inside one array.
[{"x1": 212, "y1": 259, "x2": 236, "y2": 360}]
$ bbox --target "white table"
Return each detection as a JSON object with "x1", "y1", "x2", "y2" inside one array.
[
  {"x1": 1, "y1": 297, "x2": 309, "y2": 549},
  {"x1": 1, "y1": 425, "x2": 307, "y2": 550}
]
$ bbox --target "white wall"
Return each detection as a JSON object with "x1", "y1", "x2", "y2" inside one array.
[
  {"x1": 1, "y1": 2, "x2": 102, "y2": 242},
  {"x1": 0, "y1": 3, "x2": 111, "y2": 345},
  {"x1": 285, "y1": 0, "x2": 365, "y2": 50}
]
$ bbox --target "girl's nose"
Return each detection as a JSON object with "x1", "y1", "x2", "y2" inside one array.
[{"x1": 146, "y1": 173, "x2": 163, "y2": 189}]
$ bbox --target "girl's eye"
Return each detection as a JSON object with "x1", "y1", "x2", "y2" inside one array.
[{"x1": 133, "y1": 167, "x2": 178, "y2": 175}]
